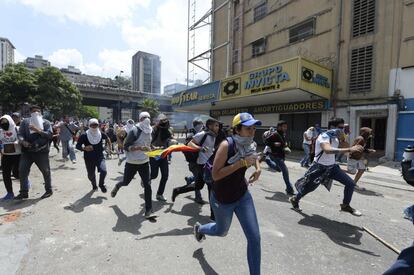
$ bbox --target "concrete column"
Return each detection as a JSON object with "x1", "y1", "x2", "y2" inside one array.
[{"x1": 386, "y1": 104, "x2": 397, "y2": 160}]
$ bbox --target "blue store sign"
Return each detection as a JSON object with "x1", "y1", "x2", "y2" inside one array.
[{"x1": 171, "y1": 81, "x2": 220, "y2": 107}]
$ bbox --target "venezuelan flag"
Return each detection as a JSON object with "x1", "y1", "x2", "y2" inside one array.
[{"x1": 145, "y1": 144, "x2": 198, "y2": 159}]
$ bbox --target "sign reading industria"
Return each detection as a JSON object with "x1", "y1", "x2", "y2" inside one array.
[
  {"x1": 210, "y1": 100, "x2": 328, "y2": 117},
  {"x1": 171, "y1": 81, "x2": 219, "y2": 107}
]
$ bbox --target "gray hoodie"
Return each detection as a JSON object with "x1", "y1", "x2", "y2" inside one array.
[{"x1": 123, "y1": 126, "x2": 152, "y2": 163}]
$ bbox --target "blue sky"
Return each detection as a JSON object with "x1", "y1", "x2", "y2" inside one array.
[{"x1": 0, "y1": 0, "x2": 210, "y2": 89}]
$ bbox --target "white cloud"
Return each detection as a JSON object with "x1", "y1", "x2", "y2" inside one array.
[
  {"x1": 14, "y1": 50, "x2": 26, "y2": 63},
  {"x1": 47, "y1": 48, "x2": 104, "y2": 76},
  {"x1": 18, "y1": 0, "x2": 151, "y2": 27}
]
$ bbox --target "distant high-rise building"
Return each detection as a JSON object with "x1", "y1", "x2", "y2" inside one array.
[
  {"x1": 163, "y1": 83, "x2": 187, "y2": 96},
  {"x1": 132, "y1": 51, "x2": 161, "y2": 94},
  {"x1": 24, "y1": 55, "x2": 50, "y2": 69},
  {"x1": 60, "y1": 65, "x2": 81, "y2": 75},
  {"x1": 0, "y1": 37, "x2": 15, "y2": 70}
]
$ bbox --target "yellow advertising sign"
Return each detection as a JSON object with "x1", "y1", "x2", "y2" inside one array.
[{"x1": 219, "y1": 56, "x2": 332, "y2": 100}]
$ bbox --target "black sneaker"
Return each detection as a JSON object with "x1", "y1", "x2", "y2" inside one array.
[
  {"x1": 156, "y1": 194, "x2": 167, "y2": 202},
  {"x1": 99, "y1": 185, "x2": 107, "y2": 193},
  {"x1": 40, "y1": 191, "x2": 53, "y2": 199},
  {"x1": 92, "y1": 184, "x2": 98, "y2": 191},
  {"x1": 193, "y1": 222, "x2": 205, "y2": 242},
  {"x1": 194, "y1": 197, "x2": 207, "y2": 205},
  {"x1": 171, "y1": 188, "x2": 179, "y2": 203},
  {"x1": 144, "y1": 210, "x2": 157, "y2": 219},
  {"x1": 286, "y1": 189, "x2": 295, "y2": 196},
  {"x1": 340, "y1": 204, "x2": 362, "y2": 216},
  {"x1": 14, "y1": 193, "x2": 29, "y2": 200},
  {"x1": 111, "y1": 185, "x2": 120, "y2": 198},
  {"x1": 289, "y1": 196, "x2": 302, "y2": 212}
]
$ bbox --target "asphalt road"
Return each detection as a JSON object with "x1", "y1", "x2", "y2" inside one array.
[{"x1": 0, "y1": 148, "x2": 413, "y2": 275}]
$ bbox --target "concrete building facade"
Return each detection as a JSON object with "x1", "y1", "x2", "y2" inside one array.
[
  {"x1": 132, "y1": 51, "x2": 161, "y2": 94},
  {"x1": 0, "y1": 37, "x2": 15, "y2": 70},
  {"x1": 206, "y1": 0, "x2": 414, "y2": 160},
  {"x1": 24, "y1": 55, "x2": 50, "y2": 69}
]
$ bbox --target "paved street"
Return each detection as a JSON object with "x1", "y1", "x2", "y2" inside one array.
[{"x1": 0, "y1": 148, "x2": 413, "y2": 275}]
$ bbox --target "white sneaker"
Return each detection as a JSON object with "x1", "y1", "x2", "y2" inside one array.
[{"x1": 72, "y1": 160, "x2": 77, "y2": 164}]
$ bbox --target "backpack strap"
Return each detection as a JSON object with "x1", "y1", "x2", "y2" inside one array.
[
  {"x1": 227, "y1": 136, "x2": 236, "y2": 160},
  {"x1": 135, "y1": 127, "x2": 142, "y2": 141}
]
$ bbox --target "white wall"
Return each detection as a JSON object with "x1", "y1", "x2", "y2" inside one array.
[{"x1": 389, "y1": 68, "x2": 414, "y2": 98}]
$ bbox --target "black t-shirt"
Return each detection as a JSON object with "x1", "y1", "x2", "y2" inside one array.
[{"x1": 76, "y1": 133, "x2": 108, "y2": 161}]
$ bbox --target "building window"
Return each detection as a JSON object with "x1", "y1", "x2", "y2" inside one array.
[
  {"x1": 233, "y1": 49, "x2": 239, "y2": 63},
  {"x1": 253, "y1": 1, "x2": 267, "y2": 22},
  {"x1": 289, "y1": 18, "x2": 315, "y2": 44},
  {"x1": 349, "y1": 45, "x2": 373, "y2": 93},
  {"x1": 352, "y1": 0, "x2": 375, "y2": 37},
  {"x1": 251, "y1": 38, "x2": 266, "y2": 57}
]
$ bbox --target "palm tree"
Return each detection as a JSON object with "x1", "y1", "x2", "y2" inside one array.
[{"x1": 140, "y1": 98, "x2": 160, "y2": 120}]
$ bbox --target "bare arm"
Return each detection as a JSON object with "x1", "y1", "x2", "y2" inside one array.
[{"x1": 320, "y1": 142, "x2": 363, "y2": 154}]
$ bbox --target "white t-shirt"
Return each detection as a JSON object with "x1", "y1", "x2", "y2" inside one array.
[
  {"x1": 193, "y1": 131, "x2": 216, "y2": 165},
  {"x1": 314, "y1": 133, "x2": 338, "y2": 166},
  {"x1": 303, "y1": 129, "x2": 314, "y2": 145}
]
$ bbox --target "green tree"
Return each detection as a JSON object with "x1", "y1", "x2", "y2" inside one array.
[
  {"x1": 78, "y1": 105, "x2": 99, "y2": 119},
  {"x1": 34, "y1": 67, "x2": 83, "y2": 118},
  {"x1": 113, "y1": 75, "x2": 132, "y2": 89},
  {"x1": 140, "y1": 98, "x2": 160, "y2": 119},
  {"x1": 0, "y1": 63, "x2": 37, "y2": 112}
]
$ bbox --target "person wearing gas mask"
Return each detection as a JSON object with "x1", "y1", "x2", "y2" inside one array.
[
  {"x1": 15, "y1": 105, "x2": 53, "y2": 200},
  {"x1": 111, "y1": 112, "x2": 157, "y2": 219},
  {"x1": 290, "y1": 118, "x2": 364, "y2": 216},
  {"x1": 76, "y1": 118, "x2": 112, "y2": 192},
  {"x1": 150, "y1": 114, "x2": 174, "y2": 202},
  {"x1": 0, "y1": 115, "x2": 22, "y2": 199},
  {"x1": 347, "y1": 127, "x2": 376, "y2": 186}
]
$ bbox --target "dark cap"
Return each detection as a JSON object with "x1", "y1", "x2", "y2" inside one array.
[{"x1": 11, "y1": 112, "x2": 21, "y2": 118}]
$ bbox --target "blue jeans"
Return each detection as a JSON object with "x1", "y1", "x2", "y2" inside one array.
[
  {"x1": 296, "y1": 164, "x2": 355, "y2": 205},
  {"x1": 383, "y1": 241, "x2": 414, "y2": 274},
  {"x1": 199, "y1": 191, "x2": 261, "y2": 275},
  {"x1": 300, "y1": 144, "x2": 311, "y2": 166},
  {"x1": 62, "y1": 140, "x2": 76, "y2": 161},
  {"x1": 268, "y1": 155, "x2": 294, "y2": 193}
]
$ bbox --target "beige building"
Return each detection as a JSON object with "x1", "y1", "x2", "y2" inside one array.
[
  {"x1": 0, "y1": 37, "x2": 15, "y2": 70},
  {"x1": 207, "y1": 0, "x2": 414, "y2": 159}
]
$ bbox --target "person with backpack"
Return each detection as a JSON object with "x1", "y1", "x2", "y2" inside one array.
[
  {"x1": 347, "y1": 127, "x2": 375, "y2": 186},
  {"x1": 58, "y1": 115, "x2": 78, "y2": 164},
  {"x1": 15, "y1": 105, "x2": 54, "y2": 200},
  {"x1": 264, "y1": 120, "x2": 295, "y2": 195},
  {"x1": 150, "y1": 114, "x2": 174, "y2": 202},
  {"x1": 182, "y1": 118, "x2": 205, "y2": 203},
  {"x1": 1, "y1": 114, "x2": 22, "y2": 199},
  {"x1": 110, "y1": 112, "x2": 157, "y2": 219},
  {"x1": 193, "y1": 112, "x2": 262, "y2": 275},
  {"x1": 171, "y1": 118, "x2": 220, "y2": 205},
  {"x1": 289, "y1": 118, "x2": 364, "y2": 216},
  {"x1": 76, "y1": 118, "x2": 112, "y2": 192}
]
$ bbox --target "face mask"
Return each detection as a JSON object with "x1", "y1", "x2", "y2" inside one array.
[
  {"x1": 142, "y1": 118, "x2": 151, "y2": 127},
  {"x1": 1, "y1": 123, "x2": 9, "y2": 131},
  {"x1": 159, "y1": 120, "x2": 168, "y2": 128},
  {"x1": 31, "y1": 111, "x2": 41, "y2": 118},
  {"x1": 90, "y1": 127, "x2": 98, "y2": 133},
  {"x1": 194, "y1": 124, "x2": 203, "y2": 133},
  {"x1": 233, "y1": 135, "x2": 254, "y2": 145}
]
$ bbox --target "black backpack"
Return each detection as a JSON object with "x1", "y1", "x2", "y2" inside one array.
[
  {"x1": 183, "y1": 133, "x2": 208, "y2": 163},
  {"x1": 402, "y1": 160, "x2": 414, "y2": 187}
]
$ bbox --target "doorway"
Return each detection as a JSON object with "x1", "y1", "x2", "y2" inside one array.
[{"x1": 360, "y1": 117, "x2": 387, "y2": 150}]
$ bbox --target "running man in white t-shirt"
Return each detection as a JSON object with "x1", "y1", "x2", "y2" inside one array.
[{"x1": 289, "y1": 118, "x2": 364, "y2": 216}]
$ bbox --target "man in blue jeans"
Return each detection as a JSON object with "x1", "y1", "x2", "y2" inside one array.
[
  {"x1": 290, "y1": 118, "x2": 364, "y2": 216},
  {"x1": 264, "y1": 120, "x2": 295, "y2": 195}
]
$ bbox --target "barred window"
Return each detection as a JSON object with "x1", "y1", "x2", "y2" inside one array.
[
  {"x1": 252, "y1": 38, "x2": 266, "y2": 57},
  {"x1": 254, "y1": 1, "x2": 267, "y2": 22},
  {"x1": 234, "y1": 17, "x2": 240, "y2": 31},
  {"x1": 349, "y1": 45, "x2": 373, "y2": 93},
  {"x1": 289, "y1": 18, "x2": 315, "y2": 44},
  {"x1": 352, "y1": 0, "x2": 375, "y2": 37},
  {"x1": 233, "y1": 49, "x2": 239, "y2": 63}
]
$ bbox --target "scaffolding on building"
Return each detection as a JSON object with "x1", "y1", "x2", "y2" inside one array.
[{"x1": 186, "y1": 0, "x2": 213, "y2": 87}]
